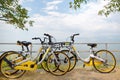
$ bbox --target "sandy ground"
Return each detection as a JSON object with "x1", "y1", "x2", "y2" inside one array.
[{"x1": 0, "y1": 67, "x2": 120, "y2": 80}]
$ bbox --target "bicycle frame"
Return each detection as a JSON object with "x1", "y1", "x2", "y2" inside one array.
[
  {"x1": 67, "y1": 44, "x2": 105, "y2": 63},
  {"x1": 14, "y1": 44, "x2": 59, "y2": 67}
]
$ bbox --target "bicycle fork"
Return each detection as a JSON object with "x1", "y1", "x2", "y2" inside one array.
[{"x1": 37, "y1": 46, "x2": 61, "y2": 65}]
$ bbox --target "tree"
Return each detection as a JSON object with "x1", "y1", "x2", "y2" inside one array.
[
  {"x1": 70, "y1": 0, "x2": 120, "y2": 17},
  {"x1": 0, "y1": 0, "x2": 34, "y2": 30}
]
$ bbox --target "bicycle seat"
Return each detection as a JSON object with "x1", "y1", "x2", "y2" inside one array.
[
  {"x1": 87, "y1": 43, "x2": 97, "y2": 48},
  {"x1": 17, "y1": 41, "x2": 32, "y2": 46}
]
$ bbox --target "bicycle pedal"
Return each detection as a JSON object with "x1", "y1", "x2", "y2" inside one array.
[{"x1": 14, "y1": 61, "x2": 37, "y2": 71}]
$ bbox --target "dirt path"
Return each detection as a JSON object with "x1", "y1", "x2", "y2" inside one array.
[{"x1": 0, "y1": 67, "x2": 120, "y2": 80}]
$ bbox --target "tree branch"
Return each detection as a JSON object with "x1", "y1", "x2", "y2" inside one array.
[{"x1": 0, "y1": 18, "x2": 9, "y2": 21}]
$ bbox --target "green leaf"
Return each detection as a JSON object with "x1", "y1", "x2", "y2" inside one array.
[{"x1": 0, "y1": 0, "x2": 34, "y2": 30}]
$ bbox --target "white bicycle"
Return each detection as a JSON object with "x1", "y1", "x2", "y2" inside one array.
[{"x1": 61, "y1": 33, "x2": 116, "y2": 73}]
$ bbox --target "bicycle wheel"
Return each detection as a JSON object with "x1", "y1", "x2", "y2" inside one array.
[
  {"x1": 61, "y1": 50, "x2": 77, "y2": 72},
  {"x1": 47, "y1": 51, "x2": 70, "y2": 76},
  {"x1": 93, "y1": 50, "x2": 116, "y2": 73},
  {"x1": 0, "y1": 51, "x2": 26, "y2": 78},
  {"x1": 41, "y1": 54, "x2": 49, "y2": 72}
]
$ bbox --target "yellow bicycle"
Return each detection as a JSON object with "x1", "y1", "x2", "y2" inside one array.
[{"x1": 0, "y1": 33, "x2": 70, "y2": 78}]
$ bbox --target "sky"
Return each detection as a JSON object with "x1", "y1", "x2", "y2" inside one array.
[{"x1": 0, "y1": 0, "x2": 120, "y2": 43}]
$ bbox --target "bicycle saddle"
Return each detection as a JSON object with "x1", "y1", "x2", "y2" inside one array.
[{"x1": 87, "y1": 43, "x2": 97, "y2": 48}]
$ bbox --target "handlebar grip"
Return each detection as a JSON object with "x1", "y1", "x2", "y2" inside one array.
[
  {"x1": 73, "y1": 33, "x2": 79, "y2": 36},
  {"x1": 71, "y1": 33, "x2": 80, "y2": 42},
  {"x1": 44, "y1": 33, "x2": 50, "y2": 37},
  {"x1": 44, "y1": 33, "x2": 48, "y2": 36},
  {"x1": 44, "y1": 33, "x2": 53, "y2": 37},
  {"x1": 32, "y1": 37, "x2": 45, "y2": 44},
  {"x1": 44, "y1": 33, "x2": 53, "y2": 44},
  {"x1": 32, "y1": 37, "x2": 37, "y2": 40},
  {"x1": 32, "y1": 37, "x2": 40, "y2": 40}
]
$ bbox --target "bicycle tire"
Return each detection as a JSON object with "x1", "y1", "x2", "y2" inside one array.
[
  {"x1": 41, "y1": 57, "x2": 49, "y2": 72},
  {"x1": 61, "y1": 50, "x2": 77, "y2": 72},
  {"x1": 46, "y1": 51, "x2": 70, "y2": 76},
  {"x1": 0, "y1": 51, "x2": 26, "y2": 78},
  {"x1": 93, "y1": 50, "x2": 116, "y2": 73}
]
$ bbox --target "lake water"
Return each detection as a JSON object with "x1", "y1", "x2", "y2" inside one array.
[{"x1": 0, "y1": 43, "x2": 120, "y2": 66}]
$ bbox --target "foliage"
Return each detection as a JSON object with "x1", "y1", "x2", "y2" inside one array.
[
  {"x1": 0, "y1": 0, "x2": 34, "y2": 30},
  {"x1": 69, "y1": 0, "x2": 89, "y2": 9},
  {"x1": 98, "y1": 0, "x2": 120, "y2": 17},
  {"x1": 70, "y1": 0, "x2": 120, "y2": 17}
]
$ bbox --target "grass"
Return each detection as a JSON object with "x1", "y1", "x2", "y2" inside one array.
[{"x1": 37, "y1": 64, "x2": 43, "y2": 69}]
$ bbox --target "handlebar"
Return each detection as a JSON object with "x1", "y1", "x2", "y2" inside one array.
[
  {"x1": 32, "y1": 33, "x2": 79, "y2": 44},
  {"x1": 32, "y1": 37, "x2": 42, "y2": 42},
  {"x1": 70, "y1": 33, "x2": 79, "y2": 42},
  {"x1": 44, "y1": 33, "x2": 53, "y2": 37},
  {"x1": 44, "y1": 33, "x2": 53, "y2": 44},
  {"x1": 32, "y1": 33, "x2": 53, "y2": 44},
  {"x1": 32, "y1": 37, "x2": 47, "y2": 44}
]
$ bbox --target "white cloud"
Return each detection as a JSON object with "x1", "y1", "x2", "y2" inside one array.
[
  {"x1": 19, "y1": 0, "x2": 34, "y2": 4},
  {"x1": 46, "y1": 11, "x2": 66, "y2": 17},
  {"x1": 18, "y1": 0, "x2": 33, "y2": 12},
  {"x1": 0, "y1": 0, "x2": 120, "y2": 43},
  {"x1": 47, "y1": 0, "x2": 63, "y2": 5},
  {"x1": 26, "y1": 7, "x2": 32, "y2": 12},
  {"x1": 43, "y1": 0, "x2": 63, "y2": 13},
  {"x1": 44, "y1": 5, "x2": 58, "y2": 11},
  {"x1": 31, "y1": 12, "x2": 120, "y2": 39},
  {"x1": 29, "y1": 0, "x2": 120, "y2": 42}
]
